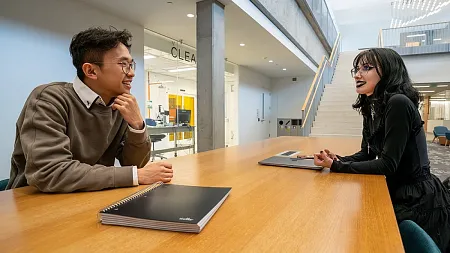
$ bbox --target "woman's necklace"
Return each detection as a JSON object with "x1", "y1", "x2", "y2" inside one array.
[
  {"x1": 368, "y1": 102, "x2": 378, "y2": 159},
  {"x1": 371, "y1": 103, "x2": 375, "y2": 120}
]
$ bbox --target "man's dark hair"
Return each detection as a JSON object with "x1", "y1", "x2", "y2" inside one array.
[{"x1": 69, "y1": 27, "x2": 133, "y2": 81}]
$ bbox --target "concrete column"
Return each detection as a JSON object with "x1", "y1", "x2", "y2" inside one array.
[{"x1": 196, "y1": 0, "x2": 225, "y2": 152}]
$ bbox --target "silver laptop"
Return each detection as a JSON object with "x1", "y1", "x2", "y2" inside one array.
[{"x1": 258, "y1": 156, "x2": 323, "y2": 170}]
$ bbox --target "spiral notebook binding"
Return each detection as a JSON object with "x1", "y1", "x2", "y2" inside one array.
[{"x1": 99, "y1": 182, "x2": 163, "y2": 213}]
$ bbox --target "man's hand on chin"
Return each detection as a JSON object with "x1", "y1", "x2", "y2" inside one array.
[{"x1": 112, "y1": 94, "x2": 144, "y2": 130}]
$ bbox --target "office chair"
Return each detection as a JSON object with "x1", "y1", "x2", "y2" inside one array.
[
  {"x1": 150, "y1": 134, "x2": 167, "y2": 162},
  {"x1": 399, "y1": 220, "x2": 441, "y2": 253}
]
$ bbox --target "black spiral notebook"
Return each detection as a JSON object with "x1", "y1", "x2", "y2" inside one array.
[{"x1": 99, "y1": 183, "x2": 232, "y2": 233}]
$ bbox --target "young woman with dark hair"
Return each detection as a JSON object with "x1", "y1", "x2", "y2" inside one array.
[{"x1": 314, "y1": 48, "x2": 450, "y2": 252}]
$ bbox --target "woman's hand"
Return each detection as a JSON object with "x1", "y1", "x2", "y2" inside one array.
[
  {"x1": 324, "y1": 149, "x2": 339, "y2": 161},
  {"x1": 314, "y1": 151, "x2": 334, "y2": 168}
]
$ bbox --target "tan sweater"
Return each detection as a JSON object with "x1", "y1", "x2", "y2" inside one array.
[{"x1": 7, "y1": 82, "x2": 151, "y2": 192}]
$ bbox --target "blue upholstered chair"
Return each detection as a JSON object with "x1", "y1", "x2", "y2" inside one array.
[
  {"x1": 0, "y1": 179, "x2": 8, "y2": 191},
  {"x1": 399, "y1": 220, "x2": 441, "y2": 253},
  {"x1": 445, "y1": 132, "x2": 450, "y2": 147},
  {"x1": 433, "y1": 126, "x2": 449, "y2": 143}
]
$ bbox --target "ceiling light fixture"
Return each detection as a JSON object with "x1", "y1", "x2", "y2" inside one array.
[
  {"x1": 430, "y1": 0, "x2": 437, "y2": 11},
  {"x1": 437, "y1": 84, "x2": 449, "y2": 87},
  {"x1": 421, "y1": 0, "x2": 427, "y2": 10},
  {"x1": 187, "y1": 14, "x2": 195, "y2": 18},
  {"x1": 239, "y1": 43, "x2": 245, "y2": 47},
  {"x1": 168, "y1": 67, "x2": 197, "y2": 73},
  {"x1": 282, "y1": 68, "x2": 287, "y2": 71},
  {"x1": 433, "y1": 38, "x2": 442, "y2": 41},
  {"x1": 144, "y1": 54, "x2": 156, "y2": 59},
  {"x1": 414, "y1": 85, "x2": 431, "y2": 88},
  {"x1": 420, "y1": 90, "x2": 436, "y2": 93},
  {"x1": 390, "y1": 0, "x2": 450, "y2": 28},
  {"x1": 150, "y1": 80, "x2": 175, "y2": 84},
  {"x1": 407, "y1": 34, "x2": 426, "y2": 38},
  {"x1": 269, "y1": 60, "x2": 273, "y2": 63}
]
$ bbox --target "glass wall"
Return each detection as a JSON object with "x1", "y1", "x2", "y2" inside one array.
[
  {"x1": 380, "y1": 22, "x2": 450, "y2": 55},
  {"x1": 143, "y1": 30, "x2": 239, "y2": 159},
  {"x1": 429, "y1": 90, "x2": 450, "y2": 120},
  {"x1": 305, "y1": 0, "x2": 338, "y2": 48}
]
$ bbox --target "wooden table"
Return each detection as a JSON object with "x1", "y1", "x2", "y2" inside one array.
[{"x1": 0, "y1": 137, "x2": 404, "y2": 253}]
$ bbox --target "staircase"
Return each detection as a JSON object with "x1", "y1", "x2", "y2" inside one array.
[{"x1": 310, "y1": 51, "x2": 363, "y2": 137}]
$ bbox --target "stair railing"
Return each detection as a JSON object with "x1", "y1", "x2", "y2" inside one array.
[{"x1": 300, "y1": 33, "x2": 341, "y2": 136}]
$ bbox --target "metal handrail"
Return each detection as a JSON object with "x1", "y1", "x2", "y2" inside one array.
[
  {"x1": 300, "y1": 33, "x2": 341, "y2": 134},
  {"x1": 378, "y1": 22, "x2": 450, "y2": 55},
  {"x1": 329, "y1": 32, "x2": 341, "y2": 63},
  {"x1": 378, "y1": 29, "x2": 384, "y2": 47},
  {"x1": 301, "y1": 56, "x2": 326, "y2": 113},
  {"x1": 302, "y1": 62, "x2": 326, "y2": 124},
  {"x1": 381, "y1": 21, "x2": 450, "y2": 31}
]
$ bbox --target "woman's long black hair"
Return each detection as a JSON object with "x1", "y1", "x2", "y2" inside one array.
[{"x1": 352, "y1": 48, "x2": 420, "y2": 117}]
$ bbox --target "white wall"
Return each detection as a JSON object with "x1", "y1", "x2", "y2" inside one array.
[
  {"x1": 0, "y1": 0, "x2": 145, "y2": 179},
  {"x1": 225, "y1": 65, "x2": 240, "y2": 147},
  {"x1": 340, "y1": 21, "x2": 389, "y2": 51},
  {"x1": 238, "y1": 66, "x2": 271, "y2": 144},
  {"x1": 444, "y1": 120, "x2": 450, "y2": 130},
  {"x1": 403, "y1": 54, "x2": 450, "y2": 84},
  {"x1": 270, "y1": 76, "x2": 314, "y2": 137},
  {"x1": 428, "y1": 120, "x2": 445, "y2": 134},
  {"x1": 250, "y1": 0, "x2": 329, "y2": 66}
]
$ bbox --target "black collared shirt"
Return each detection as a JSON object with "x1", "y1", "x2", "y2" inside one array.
[{"x1": 331, "y1": 94, "x2": 430, "y2": 193}]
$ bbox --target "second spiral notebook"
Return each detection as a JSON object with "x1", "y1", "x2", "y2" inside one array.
[{"x1": 99, "y1": 183, "x2": 232, "y2": 233}]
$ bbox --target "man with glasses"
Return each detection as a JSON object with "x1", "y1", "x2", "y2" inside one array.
[{"x1": 7, "y1": 27, "x2": 173, "y2": 192}]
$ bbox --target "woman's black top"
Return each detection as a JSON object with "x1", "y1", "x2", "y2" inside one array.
[{"x1": 331, "y1": 94, "x2": 450, "y2": 252}]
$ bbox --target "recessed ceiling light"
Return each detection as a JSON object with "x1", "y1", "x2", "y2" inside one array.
[
  {"x1": 414, "y1": 85, "x2": 430, "y2": 88},
  {"x1": 187, "y1": 14, "x2": 195, "y2": 18},
  {"x1": 437, "y1": 84, "x2": 448, "y2": 87},
  {"x1": 239, "y1": 43, "x2": 245, "y2": 47},
  {"x1": 282, "y1": 68, "x2": 287, "y2": 71},
  {"x1": 420, "y1": 91, "x2": 435, "y2": 93},
  {"x1": 269, "y1": 60, "x2": 273, "y2": 63}
]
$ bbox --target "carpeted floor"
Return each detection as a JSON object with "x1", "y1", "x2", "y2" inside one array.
[{"x1": 428, "y1": 141, "x2": 450, "y2": 181}]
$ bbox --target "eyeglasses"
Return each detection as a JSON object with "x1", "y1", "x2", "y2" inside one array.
[
  {"x1": 350, "y1": 65, "x2": 375, "y2": 78},
  {"x1": 90, "y1": 61, "x2": 136, "y2": 75}
]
